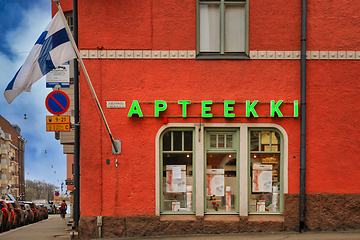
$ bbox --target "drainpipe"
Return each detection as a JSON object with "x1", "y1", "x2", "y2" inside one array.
[
  {"x1": 299, "y1": 0, "x2": 307, "y2": 232},
  {"x1": 73, "y1": 0, "x2": 80, "y2": 230}
]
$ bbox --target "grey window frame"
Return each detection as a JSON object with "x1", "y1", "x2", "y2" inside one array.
[
  {"x1": 160, "y1": 128, "x2": 196, "y2": 214},
  {"x1": 204, "y1": 128, "x2": 239, "y2": 214},
  {"x1": 248, "y1": 128, "x2": 284, "y2": 215},
  {"x1": 196, "y1": 0, "x2": 250, "y2": 59}
]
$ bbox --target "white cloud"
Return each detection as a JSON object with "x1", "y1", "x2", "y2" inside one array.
[{"x1": 0, "y1": 4, "x2": 67, "y2": 187}]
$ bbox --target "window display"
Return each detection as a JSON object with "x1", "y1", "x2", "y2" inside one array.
[
  {"x1": 249, "y1": 130, "x2": 282, "y2": 213},
  {"x1": 205, "y1": 130, "x2": 238, "y2": 213},
  {"x1": 161, "y1": 130, "x2": 194, "y2": 213},
  {"x1": 159, "y1": 127, "x2": 283, "y2": 215}
]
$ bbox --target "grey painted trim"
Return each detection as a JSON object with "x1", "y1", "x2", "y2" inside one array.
[{"x1": 80, "y1": 50, "x2": 360, "y2": 60}]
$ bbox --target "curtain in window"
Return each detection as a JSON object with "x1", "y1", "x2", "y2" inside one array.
[
  {"x1": 200, "y1": 5, "x2": 220, "y2": 52},
  {"x1": 225, "y1": 5, "x2": 245, "y2": 52}
]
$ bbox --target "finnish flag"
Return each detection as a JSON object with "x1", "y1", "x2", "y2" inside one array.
[{"x1": 4, "y1": 12, "x2": 76, "y2": 104}]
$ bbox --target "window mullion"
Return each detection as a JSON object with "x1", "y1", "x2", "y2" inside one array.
[
  {"x1": 220, "y1": 0, "x2": 225, "y2": 54},
  {"x1": 182, "y1": 131, "x2": 184, "y2": 151},
  {"x1": 171, "y1": 131, "x2": 173, "y2": 151}
]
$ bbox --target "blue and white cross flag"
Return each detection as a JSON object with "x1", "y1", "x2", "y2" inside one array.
[{"x1": 4, "y1": 11, "x2": 76, "y2": 104}]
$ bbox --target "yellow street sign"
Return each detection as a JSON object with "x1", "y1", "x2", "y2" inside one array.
[
  {"x1": 46, "y1": 123, "x2": 71, "y2": 132},
  {"x1": 46, "y1": 115, "x2": 70, "y2": 124}
]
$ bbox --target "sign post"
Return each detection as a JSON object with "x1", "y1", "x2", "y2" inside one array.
[{"x1": 45, "y1": 90, "x2": 71, "y2": 132}]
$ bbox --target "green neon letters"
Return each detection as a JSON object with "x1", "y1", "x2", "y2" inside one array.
[
  {"x1": 154, "y1": 100, "x2": 167, "y2": 117},
  {"x1": 224, "y1": 100, "x2": 235, "y2": 117},
  {"x1": 293, "y1": 100, "x2": 299, "y2": 117},
  {"x1": 178, "y1": 100, "x2": 191, "y2": 117},
  {"x1": 270, "y1": 100, "x2": 283, "y2": 117},
  {"x1": 246, "y1": 100, "x2": 258, "y2": 117},
  {"x1": 127, "y1": 100, "x2": 299, "y2": 118},
  {"x1": 202, "y1": 100, "x2": 213, "y2": 118},
  {"x1": 127, "y1": 100, "x2": 143, "y2": 117}
]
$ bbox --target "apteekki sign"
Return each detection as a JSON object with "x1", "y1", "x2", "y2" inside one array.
[{"x1": 127, "y1": 100, "x2": 299, "y2": 118}]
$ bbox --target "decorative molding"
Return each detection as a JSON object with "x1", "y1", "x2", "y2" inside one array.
[
  {"x1": 79, "y1": 50, "x2": 360, "y2": 60},
  {"x1": 250, "y1": 51, "x2": 360, "y2": 60}
]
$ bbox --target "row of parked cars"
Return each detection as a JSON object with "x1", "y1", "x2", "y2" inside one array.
[{"x1": 0, "y1": 200, "x2": 57, "y2": 233}]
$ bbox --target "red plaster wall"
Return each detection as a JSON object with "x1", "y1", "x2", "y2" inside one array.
[
  {"x1": 66, "y1": 154, "x2": 74, "y2": 192},
  {"x1": 52, "y1": 0, "x2": 73, "y2": 16},
  {"x1": 57, "y1": 0, "x2": 360, "y2": 217}
]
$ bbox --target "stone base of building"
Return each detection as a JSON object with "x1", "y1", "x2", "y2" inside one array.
[{"x1": 78, "y1": 194, "x2": 360, "y2": 239}]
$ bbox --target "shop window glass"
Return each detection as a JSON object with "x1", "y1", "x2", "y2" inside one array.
[
  {"x1": 206, "y1": 130, "x2": 238, "y2": 213},
  {"x1": 250, "y1": 131, "x2": 259, "y2": 151},
  {"x1": 218, "y1": 135, "x2": 225, "y2": 148},
  {"x1": 163, "y1": 132, "x2": 171, "y2": 151},
  {"x1": 249, "y1": 130, "x2": 282, "y2": 214},
  {"x1": 210, "y1": 135, "x2": 216, "y2": 148},
  {"x1": 226, "y1": 135, "x2": 233, "y2": 148},
  {"x1": 184, "y1": 131, "x2": 193, "y2": 151},
  {"x1": 206, "y1": 153, "x2": 237, "y2": 212},
  {"x1": 161, "y1": 130, "x2": 194, "y2": 213},
  {"x1": 173, "y1": 131, "x2": 183, "y2": 151}
]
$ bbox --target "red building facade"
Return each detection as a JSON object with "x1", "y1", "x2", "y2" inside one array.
[{"x1": 53, "y1": 0, "x2": 360, "y2": 238}]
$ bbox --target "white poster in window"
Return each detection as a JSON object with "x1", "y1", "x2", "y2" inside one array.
[
  {"x1": 166, "y1": 171, "x2": 186, "y2": 193},
  {"x1": 226, "y1": 192, "x2": 231, "y2": 211},
  {"x1": 257, "y1": 201, "x2": 265, "y2": 212},
  {"x1": 252, "y1": 170, "x2": 272, "y2": 193},
  {"x1": 206, "y1": 173, "x2": 224, "y2": 196},
  {"x1": 172, "y1": 202, "x2": 180, "y2": 212},
  {"x1": 186, "y1": 192, "x2": 192, "y2": 211},
  {"x1": 173, "y1": 166, "x2": 182, "y2": 179}
]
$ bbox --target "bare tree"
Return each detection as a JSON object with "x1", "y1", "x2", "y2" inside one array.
[{"x1": 25, "y1": 180, "x2": 57, "y2": 202}]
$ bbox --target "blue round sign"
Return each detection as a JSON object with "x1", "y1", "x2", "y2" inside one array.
[{"x1": 45, "y1": 90, "x2": 70, "y2": 115}]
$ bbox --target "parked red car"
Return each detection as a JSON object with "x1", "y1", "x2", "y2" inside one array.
[
  {"x1": 0, "y1": 208, "x2": 3, "y2": 232},
  {"x1": 5, "y1": 202, "x2": 17, "y2": 229},
  {"x1": 7, "y1": 201, "x2": 25, "y2": 227},
  {"x1": 19, "y1": 201, "x2": 40, "y2": 222},
  {"x1": 0, "y1": 200, "x2": 11, "y2": 231},
  {"x1": 36, "y1": 204, "x2": 48, "y2": 219},
  {"x1": 20, "y1": 203, "x2": 34, "y2": 224}
]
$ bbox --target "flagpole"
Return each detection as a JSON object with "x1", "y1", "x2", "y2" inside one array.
[{"x1": 54, "y1": 1, "x2": 119, "y2": 153}]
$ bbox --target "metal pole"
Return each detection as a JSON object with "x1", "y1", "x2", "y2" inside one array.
[
  {"x1": 300, "y1": 0, "x2": 307, "y2": 232},
  {"x1": 73, "y1": 0, "x2": 80, "y2": 230},
  {"x1": 54, "y1": 1, "x2": 119, "y2": 154}
]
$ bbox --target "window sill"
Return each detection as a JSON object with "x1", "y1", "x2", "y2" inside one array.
[
  {"x1": 196, "y1": 54, "x2": 250, "y2": 60},
  {"x1": 204, "y1": 215, "x2": 240, "y2": 221},
  {"x1": 160, "y1": 215, "x2": 196, "y2": 221},
  {"x1": 248, "y1": 215, "x2": 284, "y2": 222}
]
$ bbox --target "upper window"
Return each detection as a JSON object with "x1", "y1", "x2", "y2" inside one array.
[{"x1": 197, "y1": 0, "x2": 248, "y2": 58}]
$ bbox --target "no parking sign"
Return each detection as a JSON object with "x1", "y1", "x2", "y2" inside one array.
[
  {"x1": 55, "y1": 191, "x2": 60, "y2": 200},
  {"x1": 45, "y1": 90, "x2": 70, "y2": 115}
]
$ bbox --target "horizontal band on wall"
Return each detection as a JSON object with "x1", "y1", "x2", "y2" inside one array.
[
  {"x1": 79, "y1": 50, "x2": 360, "y2": 60},
  {"x1": 80, "y1": 50, "x2": 196, "y2": 59},
  {"x1": 250, "y1": 51, "x2": 360, "y2": 60}
]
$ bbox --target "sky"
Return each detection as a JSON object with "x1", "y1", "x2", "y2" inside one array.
[{"x1": 0, "y1": 0, "x2": 67, "y2": 190}]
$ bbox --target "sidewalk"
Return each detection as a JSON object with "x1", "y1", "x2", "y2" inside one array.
[
  {"x1": 0, "y1": 213, "x2": 73, "y2": 240},
  {"x1": 98, "y1": 230, "x2": 360, "y2": 240}
]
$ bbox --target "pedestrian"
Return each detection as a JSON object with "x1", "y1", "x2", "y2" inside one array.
[{"x1": 60, "y1": 200, "x2": 67, "y2": 219}]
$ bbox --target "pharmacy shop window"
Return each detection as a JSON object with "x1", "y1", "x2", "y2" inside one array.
[
  {"x1": 205, "y1": 129, "x2": 239, "y2": 214},
  {"x1": 196, "y1": 0, "x2": 249, "y2": 59},
  {"x1": 249, "y1": 129, "x2": 283, "y2": 214},
  {"x1": 160, "y1": 129, "x2": 195, "y2": 214}
]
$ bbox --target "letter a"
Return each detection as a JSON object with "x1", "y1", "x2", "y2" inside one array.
[{"x1": 127, "y1": 100, "x2": 143, "y2": 117}]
